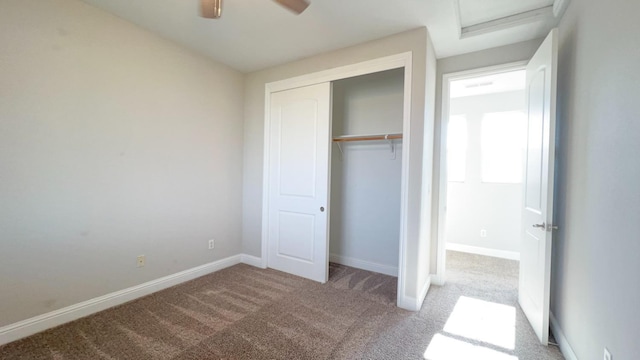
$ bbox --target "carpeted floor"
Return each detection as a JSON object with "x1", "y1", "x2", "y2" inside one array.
[{"x1": 0, "y1": 251, "x2": 564, "y2": 359}]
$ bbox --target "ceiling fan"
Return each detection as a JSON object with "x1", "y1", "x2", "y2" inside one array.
[{"x1": 201, "y1": 0, "x2": 310, "y2": 19}]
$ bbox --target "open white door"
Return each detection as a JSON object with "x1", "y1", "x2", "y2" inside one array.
[
  {"x1": 267, "y1": 82, "x2": 331, "y2": 283},
  {"x1": 519, "y1": 28, "x2": 558, "y2": 345}
]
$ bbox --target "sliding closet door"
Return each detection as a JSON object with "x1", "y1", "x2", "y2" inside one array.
[{"x1": 267, "y1": 82, "x2": 332, "y2": 283}]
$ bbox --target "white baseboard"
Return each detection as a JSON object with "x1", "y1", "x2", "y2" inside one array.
[
  {"x1": 550, "y1": 312, "x2": 578, "y2": 360},
  {"x1": 446, "y1": 243, "x2": 520, "y2": 261},
  {"x1": 329, "y1": 254, "x2": 398, "y2": 277},
  {"x1": 431, "y1": 274, "x2": 445, "y2": 286},
  {"x1": 240, "y1": 254, "x2": 263, "y2": 268},
  {"x1": 397, "y1": 275, "x2": 431, "y2": 311},
  {"x1": 396, "y1": 295, "x2": 416, "y2": 311},
  {"x1": 418, "y1": 275, "x2": 431, "y2": 309},
  {"x1": 0, "y1": 254, "x2": 244, "y2": 346}
]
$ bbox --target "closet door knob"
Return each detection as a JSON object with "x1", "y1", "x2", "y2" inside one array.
[{"x1": 320, "y1": 207, "x2": 325, "y2": 212}]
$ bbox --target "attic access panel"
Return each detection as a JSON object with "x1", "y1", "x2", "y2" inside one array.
[{"x1": 456, "y1": 0, "x2": 557, "y2": 38}]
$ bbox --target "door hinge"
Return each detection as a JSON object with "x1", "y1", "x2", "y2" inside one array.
[{"x1": 533, "y1": 222, "x2": 559, "y2": 231}]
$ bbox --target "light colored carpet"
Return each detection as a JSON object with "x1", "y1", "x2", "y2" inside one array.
[{"x1": 0, "y1": 251, "x2": 564, "y2": 359}]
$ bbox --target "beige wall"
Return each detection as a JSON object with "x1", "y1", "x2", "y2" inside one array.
[
  {"x1": 553, "y1": 0, "x2": 640, "y2": 358},
  {"x1": 0, "y1": 0, "x2": 244, "y2": 327},
  {"x1": 242, "y1": 27, "x2": 435, "y2": 305}
]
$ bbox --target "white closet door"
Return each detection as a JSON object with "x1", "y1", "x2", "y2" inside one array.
[
  {"x1": 267, "y1": 82, "x2": 331, "y2": 283},
  {"x1": 519, "y1": 28, "x2": 558, "y2": 345}
]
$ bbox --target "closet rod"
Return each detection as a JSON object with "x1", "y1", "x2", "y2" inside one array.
[{"x1": 332, "y1": 133, "x2": 403, "y2": 142}]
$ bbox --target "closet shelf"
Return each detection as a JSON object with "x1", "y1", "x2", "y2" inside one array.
[{"x1": 332, "y1": 133, "x2": 403, "y2": 142}]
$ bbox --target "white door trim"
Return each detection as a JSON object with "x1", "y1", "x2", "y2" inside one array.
[
  {"x1": 262, "y1": 52, "x2": 413, "y2": 307},
  {"x1": 434, "y1": 61, "x2": 528, "y2": 285}
]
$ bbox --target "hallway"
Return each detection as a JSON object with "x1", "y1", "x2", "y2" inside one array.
[{"x1": 419, "y1": 251, "x2": 564, "y2": 359}]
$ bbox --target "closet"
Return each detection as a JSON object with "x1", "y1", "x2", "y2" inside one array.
[
  {"x1": 264, "y1": 55, "x2": 411, "y2": 289},
  {"x1": 329, "y1": 68, "x2": 404, "y2": 276}
]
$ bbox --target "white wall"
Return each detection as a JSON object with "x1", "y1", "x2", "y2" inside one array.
[
  {"x1": 446, "y1": 91, "x2": 524, "y2": 254},
  {"x1": 243, "y1": 27, "x2": 436, "y2": 307},
  {"x1": 432, "y1": 39, "x2": 543, "y2": 272},
  {"x1": 330, "y1": 69, "x2": 404, "y2": 272},
  {"x1": 0, "y1": 0, "x2": 244, "y2": 327},
  {"x1": 420, "y1": 37, "x2": 438, "y2": 297},
  {"x1": 552, "y1": 0, "x2": 640, "y2": 358}
]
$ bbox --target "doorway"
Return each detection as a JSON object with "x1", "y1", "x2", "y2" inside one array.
[
  {"x1": 435, "y1": 30, "x2": 558, "y2": 346},
  {"x1": 437, "y1": 63, "x2": 528, "y2": 281}
]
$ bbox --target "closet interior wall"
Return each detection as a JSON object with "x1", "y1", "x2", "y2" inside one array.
[{"x1": 329, "y1": 68, "x2": 404, "y2": 276}]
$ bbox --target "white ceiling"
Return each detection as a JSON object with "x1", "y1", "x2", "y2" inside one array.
[{"x1": 79, "y1": 0, "x2": 567, "y2": 72}]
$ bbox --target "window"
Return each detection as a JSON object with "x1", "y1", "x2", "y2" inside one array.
[
  {"x1": 447, "y1": 115, "x2": 468, "y2": 182},
  {"x1": 481, "y1": 111, "x2": 526, "y2": 183}
]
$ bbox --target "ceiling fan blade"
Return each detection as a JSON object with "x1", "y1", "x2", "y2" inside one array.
[
  {"x1": 273, "y1": 0, "x2": 310, "y2": 14},
  {"x1": 201, "y1": 0, "x2": 222, "y2": 19}
]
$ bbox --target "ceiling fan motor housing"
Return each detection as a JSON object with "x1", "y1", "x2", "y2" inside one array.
[
  {"x1": 201, "y1": 0, "x2": 309, "y2": 19},
  {"x1": 201, "y1": 0, "x2": 222, "y2": 19}
]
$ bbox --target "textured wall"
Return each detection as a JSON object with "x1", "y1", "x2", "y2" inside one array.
[
  {"x1": 0, "y1": 0, "x2": 244, "y2": 327},
  {"x1": 553, "y1": 0, "x2": 640, "y2": 358}
]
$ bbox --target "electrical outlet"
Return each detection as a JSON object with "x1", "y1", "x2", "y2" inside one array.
[
  {"x1": 208, "y1": 239, "x2": 215, "y2": 250},
  {"x1": 604, "y1": 348, "x2": 612, "y2": 360},
  {"x1": 480, "y1": 229, "x2": 487, "y2": 238},
  {"x1": 136, "y1": 255, "x2": 145, "y2": 268}
]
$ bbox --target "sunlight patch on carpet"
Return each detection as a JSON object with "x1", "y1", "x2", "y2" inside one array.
[
  {"x1": 443, "y1": 296, "x2": 516, "y2": 350},
  {"x1": 424, "y1": 334, "x2": 518, "y2": 360}
]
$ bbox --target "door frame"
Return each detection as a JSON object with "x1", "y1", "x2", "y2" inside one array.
[
  {"x1": 262, "y1": 52, "x2": 413, "y2": 306},
  {"x1": 434, "y1": 61, "x2": 528, "y2": 285}
]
